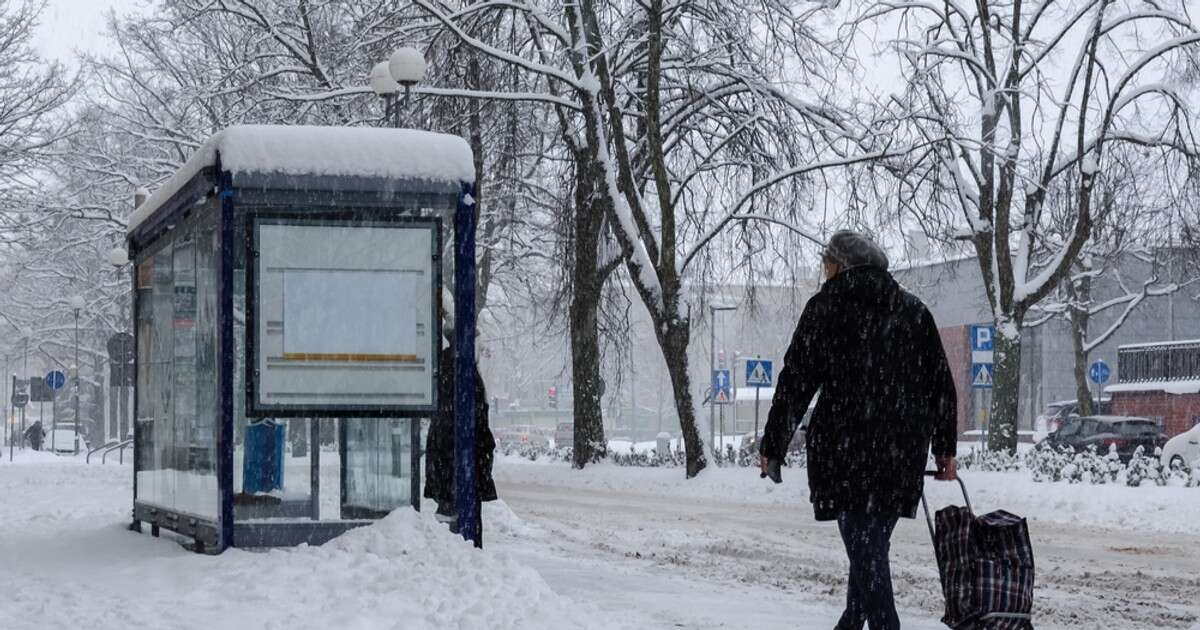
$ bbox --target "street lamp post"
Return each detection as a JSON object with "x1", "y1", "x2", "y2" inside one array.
[
  {"x1": 368, "y1": 61, "x2": 400, "y2": 127},
  {"x1": 20, "y1": 331, "x2": 28, "y2": 451},
  {"x1": 368, "y1": 47, "x2": 426, "y2": 128},
  {"x1": 708, "y1": 303, "x2": 736, "y2": 459},
  {"x1": 71, "y1": 295, "x2": 85, "y2": 455},
  {"x1": 109, "y1": 246, "x2": 130, "y2": 443}
]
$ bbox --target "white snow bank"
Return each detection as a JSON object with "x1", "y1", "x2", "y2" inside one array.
[
  {"x1": 0, "y1": 459, "x2": 614, "y2": 630},
  {"x1": 495, "y1": 461, "x2": 1200, "y2": 535},
  {"x1": 129, "y1": 125, "x2": 475, "y2": 234}
]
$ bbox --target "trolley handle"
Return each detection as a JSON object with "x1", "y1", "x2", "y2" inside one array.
[{"x1": 919, "y1": 471, "x2": 972, "y2": 540}]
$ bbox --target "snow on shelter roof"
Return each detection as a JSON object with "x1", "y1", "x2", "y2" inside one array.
[{"x1": 127, "y1": 125, "x2": 475, "y2": 235}]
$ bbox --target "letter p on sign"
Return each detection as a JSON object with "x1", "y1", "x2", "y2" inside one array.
[{"x1": 970, "y1": 324, "x2": 994, "y2": 352}]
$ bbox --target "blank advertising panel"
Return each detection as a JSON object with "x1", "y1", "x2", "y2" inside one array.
[{"x1": 251, "y1": 217, "x2": 438, "y2": 415}]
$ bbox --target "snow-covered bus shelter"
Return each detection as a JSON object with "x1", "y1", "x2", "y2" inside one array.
[{"x1": 125, "y1": 125, "x2": 481, "y2": 552}]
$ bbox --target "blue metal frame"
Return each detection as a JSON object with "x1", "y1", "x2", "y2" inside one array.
[
  {"x1": 454, "y1": 183, "x2": 480, "y2": 547},
  {"x1": 218, "y1": 171, "x2": 236, "y2": 550}
]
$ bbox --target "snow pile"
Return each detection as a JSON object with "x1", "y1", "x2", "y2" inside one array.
[
  {"x1": 129, "y1": 125, "x2": 474, "y2": 234},
  {"x1": 0, "y1": 458, "x2": 614, "y2": 630},
  {"x1": 265, "y1": 509, "x2": 602, "y2": 630},
  {"x1": 482, "y1": 499, "x2": 536, "y2": 537}
]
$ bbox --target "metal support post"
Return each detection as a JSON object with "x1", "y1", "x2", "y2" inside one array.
[
  {"x1": 74, "y1": 308, "x2": 81, "y2": 455},
  {"x1": 708, "y1": 307, "x2": 715, "y2": 453},
  {"x1": 454, "y1": 183, "x2": 481, "y2": 548}
]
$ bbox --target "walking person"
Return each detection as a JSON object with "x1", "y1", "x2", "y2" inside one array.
[
  {"x1": 24, "y1": 419, "x2": 44, "y2": 451},
  {"x1": 424, "y1": 343, "x2": 498, "y2": 539},
  {"x1": 759, "y1": 230, "x2": 959, "y2": 630}
]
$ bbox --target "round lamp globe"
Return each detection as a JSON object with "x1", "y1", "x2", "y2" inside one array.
[
  {"x1": 369, "y1": 61, "x2": 399, "y2": 96},
  {"x1": 388, "y1": 47, "x2": 426, "y2": 86}
]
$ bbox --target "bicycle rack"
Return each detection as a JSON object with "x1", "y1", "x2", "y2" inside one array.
[
  {"x1": 86, "y1": 441, "x2": 121, "y2": 464},
  {"x1": 87, "y1": 439, "x2": 134, "y2": 465},
  {"x1": 106, "y1": 440, "x2": 133, "y2": 465}
]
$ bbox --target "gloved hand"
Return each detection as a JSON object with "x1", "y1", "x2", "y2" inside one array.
[{"x1": 759, "y1": 456, "x2": 783, "y2": 484}]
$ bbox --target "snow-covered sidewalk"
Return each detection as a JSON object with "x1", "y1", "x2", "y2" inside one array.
[
  {"x1": 0, "y1": 452, "x2": 619, "y2": 630},
  {"x1": 498, "y1": 454, "x2": 1200, "y2": 535},
  {"x1": 1, "y1": 452, "x2": 1197, "y2": 629}
]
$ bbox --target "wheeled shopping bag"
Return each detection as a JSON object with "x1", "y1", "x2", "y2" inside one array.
[{"x1": 921, "y1": 472, "x2": 1035, "y2": 629}]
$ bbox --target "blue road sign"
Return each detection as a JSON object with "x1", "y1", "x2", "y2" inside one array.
[
  {"x1": 1089, "y1": 360, "x2": 1111, "y2": 385},
  {"x1": 970, "y1": 324, "x2": 994, "y2": 352},
  {"x1": 745, "y1": 359, "x2": 773, "y2": 388},
  {"x1": 711, "y1": 369, "x2": 732, "y2": 404},
  {"x1": 45, "y1": 370, "x2": 66, "y2": 391},
  {"x1": 971, "y1": 363, "x2": 994, "y2": 389}
]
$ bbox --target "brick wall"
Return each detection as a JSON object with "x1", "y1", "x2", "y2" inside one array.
[
  {"x1": 1112, "y1": 391, "x2": 1200, "y2": 437},
  {"x1": 939, "y1": 326, "x2": 971, "y2": 435}
]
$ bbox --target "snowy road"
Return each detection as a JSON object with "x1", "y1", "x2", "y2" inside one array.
[
  {"x1": 492, "y1": 461, "x2": 1200, "y2": 630},
  {"x1": 1, "y1": 453, "x2": 1197, "y2": 630}
]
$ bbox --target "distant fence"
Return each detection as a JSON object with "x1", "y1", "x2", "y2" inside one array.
[{"x1": 1118, "y1": 340, "x2": 1200, "y2": 383}]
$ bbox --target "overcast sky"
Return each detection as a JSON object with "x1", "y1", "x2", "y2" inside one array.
[{"x1": 33, "y1": 0, "x2": 143, "y2": 63}]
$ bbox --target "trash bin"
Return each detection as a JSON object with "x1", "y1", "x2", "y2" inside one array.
[{"x1": 243, "y1": 419, "x2": 285, "y2": 494}]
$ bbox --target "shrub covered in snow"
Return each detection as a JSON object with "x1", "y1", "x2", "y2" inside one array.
[{"x1": 960, "y1": 447, "x2": 1022, "y2": 472}]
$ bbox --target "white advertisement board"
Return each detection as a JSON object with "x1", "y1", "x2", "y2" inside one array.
[{"x1": 252, "y1": 218, "x2": 437, "y2": 414}]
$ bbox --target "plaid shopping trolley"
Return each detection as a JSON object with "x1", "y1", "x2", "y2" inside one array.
[{"x1": 921, "y1": 472, "x2": 1035, "y2": 630}]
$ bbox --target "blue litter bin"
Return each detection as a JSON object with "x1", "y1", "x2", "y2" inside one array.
[{"x1": 243, "y1": 419, "x2": 285, "y2": 494}]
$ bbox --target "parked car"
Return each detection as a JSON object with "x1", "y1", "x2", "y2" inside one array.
[
  {"x1": 494, "y1": 424, "x2": 551, "y2": 450},
  {"x1": 553, "y1": 422, "x2": 573, "y2": 450},
  {"x1": 1043, "y1": 415, "x2": 1167, "y2": 462},
  {"x1": 739, "y1": 405, "x2": 814, "y2": 456},
  {"x1": 47, "y1": 425, "x2": 87, "y2": 455},
  {"x1": 1160, "y1": 423, "x2": 1200, "y2": 471},
  {"x1": 1036, "y1": 398, "x2": 1112, "y2": 434}
]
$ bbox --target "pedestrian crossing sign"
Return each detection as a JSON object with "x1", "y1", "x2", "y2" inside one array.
[
  {"x1": 745, "y1": 359, "x2": 773, "y2": 388},
  {"x1": 971, "y1": 363, "x2": 993, "y2": 389}
]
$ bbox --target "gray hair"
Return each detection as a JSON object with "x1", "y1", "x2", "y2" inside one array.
[{"x1": 821, "y1": 230, "x2": 889, "y2": 271}]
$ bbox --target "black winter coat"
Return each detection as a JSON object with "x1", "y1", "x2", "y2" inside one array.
[
  {"x1": 760, "y1": 267, "x2": 957, "y2": 521},
  {"x1": 424, "y1": 346, "x2": 498, "y2": 509}
]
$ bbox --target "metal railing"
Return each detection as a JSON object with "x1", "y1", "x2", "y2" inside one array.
[
  {"x1": 103, "y1": 439, "x2": 133, "y2": 465},
  {"x1": 1117, "y1": 340, "x2": 1200, "y2": 383},
  {"x1": 86, "y1": 438, "x2": 134, "y2": 465}
]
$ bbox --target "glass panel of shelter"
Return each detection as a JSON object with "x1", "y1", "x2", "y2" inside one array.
[
  {"x1": 134, "y1": 212, "x2": 221, "y2": 520},
  {"x1": 231, "y1": 203, "x2": 450, "y2": 524},
  {"x1": 232, "y1": 219, "x2": 315, "y2": 521}
]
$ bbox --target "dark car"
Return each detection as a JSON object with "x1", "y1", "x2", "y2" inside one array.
[
  {"x1": 1036, "y1": 398, "x2": 1112, "y2": 433},
  {"x1": 1044, "y1": 415, "x2": 1168, "y2": 462}
]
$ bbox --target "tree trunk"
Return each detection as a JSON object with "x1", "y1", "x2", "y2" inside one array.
[
  {"x1": 1068, "y1": 272, "x2": 1094, "y2": 416},
  {"x1": 655, "y1": 318, "x2": 707, "y2": 477},
  {"x1": 570, "y1": 291, "x2": 606, "y2": 467},
  {"x1": 988, "y1": 320, "x2": 1022, "y2": 453},
  {"x1": 569, "y1": 153, "x2": 608, "y2": 468}
]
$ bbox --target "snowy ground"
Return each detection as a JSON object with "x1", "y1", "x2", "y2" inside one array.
[{"x1": 1, "y1": 450, "x2": 1198, "y2": 629}]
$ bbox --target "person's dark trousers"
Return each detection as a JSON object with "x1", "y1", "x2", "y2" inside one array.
[{"x1": 835, "y1": 511, "x2": 901, "y2": 630}]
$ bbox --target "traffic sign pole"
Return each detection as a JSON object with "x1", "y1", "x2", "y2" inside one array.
[
  {"x1": 754, "y1": 387, "x2": 760, "y2": 439},
  {"x1": 1088, "y1": 360, "x2": 1111, "y2": 410}
]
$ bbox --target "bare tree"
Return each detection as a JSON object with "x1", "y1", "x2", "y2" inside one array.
[
  {"x1": 411, "y1": 0, "x2": 898, "y2": 476},
  {"x1": 1027, "y1": 144, "x2": 1200, "y2": 413},
  {"x1": 853, "y1": 0, "x2": 1200, "y2": 451}
]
